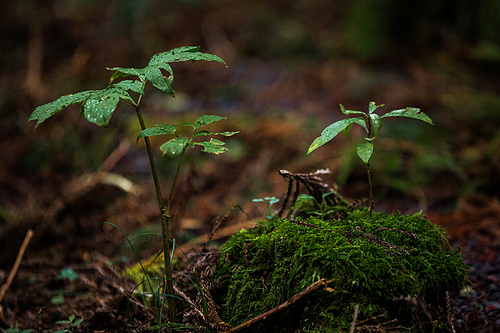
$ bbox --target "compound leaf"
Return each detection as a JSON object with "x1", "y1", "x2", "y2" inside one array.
[
  {"x1": 381, "y1": 107, "x2": 434, "y2": 125},
  {"x1": 308, "y1": 117, "x2": 365, "y2": 154},
  {"x1": 137, "y1": 124, "x2": 176, "y2": 141},
  {"x1": 26, "y1": 90, "x2": 96, "y2": 131},
  {"x1": 356, "y1": 141, "x2": 374, "y2": 164},
  {"x1": 160, "y1": 137, "x2": 188, "y2": 161}
]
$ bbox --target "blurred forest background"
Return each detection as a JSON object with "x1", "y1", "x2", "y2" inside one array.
[{"x1": 1, "y1": 0, "x2": 500, "y2": 266}]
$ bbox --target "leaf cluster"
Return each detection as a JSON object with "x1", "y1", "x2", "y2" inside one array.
[
  {"x1": 26, "y1": 46, "x2": 226, "y2": 130},
  {"x1": 53, "y1": 314, "x2": 83, "y2": 333},
  {"x1": 308, "y1": 102, "x2": 434, "y2": 164},
  {"x1": 137, "y1": 115, "x2": 238, "y2": 160}
]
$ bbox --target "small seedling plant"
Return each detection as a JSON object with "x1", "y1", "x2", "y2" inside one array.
[
  {"x1": 26, "y1": 46, "x2": 237, "y2": 323},
  {"x1": 53, "y1": 314, "x2": 83, "y2": 333},
  {"x1": 307, "y1": 102, "x2": 433, "y2": 214},
  {"x1": 252, "y1": 196, "x2": 280, "y2": 219},
  {"x1": 294, "y1": 192, "x2": 339, "y2": 220}
]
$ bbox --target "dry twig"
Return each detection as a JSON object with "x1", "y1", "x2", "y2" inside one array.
[
  {"x1": 350, "y1": 304, "x2": 359, "y2": 333},
  {"x1": 0, "y1": 229, "x2": 34, "y2": 320},
  {"x1": 226, "y1": 278, "x2": 332, "y2": 333}
]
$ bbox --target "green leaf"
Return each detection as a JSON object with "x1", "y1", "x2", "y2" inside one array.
[
  {"x1": 146, "y1": 47, "x2": 226, "y2": 96},
  {"x1": 217, "y1": 131, "x2": 239, "y2": 136},
  {"x1": 380, "y1": 107, "x2": 434, "y2": 125},
  {"x1": 308, "y1": 117, "x2": 365, "y2": 154},
  {"x1": 341, "y1": 118, "x2": 367, "y2": 138},
  {"x1": 56, "y1": 268, "x2": 79, "y2": 282},
  {"x1": 82, "y1": 89, "x2": 121, "y2": 127},
  {"x1": 265, "y1": 197, "x2": 279, "y2": 205},
  {"x1": 51, "y1": 293, "x2": 65, "y2": 305},
  {"x1": 179, "y1": 121, "x2": 195, "y2": 127},
  {"x1": 194, "y1": 115, "x2": 226, "y2": 129},
  {"x1": 27, "y1": 85, "x2": 137, "y2": 130},
  {"x1": 144, "y1": 64, "x2": 174, "y2": 96},
  {"x1": 26, "y1": 90, "x2": 96, "y2": 130},
  {"x1": 193, "y1": 130, "x2": 239, "y2": 138},
  {"x1": 368, "y1": 101, "x2": 384, "y2": 114},
  {"x1": 159, "y1": 137, "x2": 188, "y2": 160},
  {"x1": 339, "y1": 103, "x2": 366, "y2": 116},
  {"x1": 137, "y1": 124, "x2": 176, "y2": 141},
  {"x1": 297, "y1": 194, "x2": 315, "y2": 201},
  {"x1": 356, "y1": 141, "x2": 374, "y2": 164},
  {"x1": 72, "y1": 318, "x2": 83, "y2": 326},
  {"x1": 107, "y1": 67, "x2": 146, "y2": 83},
  {"x1": 194, "y1": 138, "x2": 228, "y2": 154},
  {"x1": 368, "y1": 113, "x2": 382, "y2": 140},
  {"x1": 149, "y1": 46, "x2": 226, "y2": 67},
  {"x1": 193, "y1": 130, "x2": 210, "y2": 137},
  {"x1": 112, "y1": 80, "x2": 145, "y2": 96}
]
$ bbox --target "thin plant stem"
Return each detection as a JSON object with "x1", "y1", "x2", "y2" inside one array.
[
  {"x1": 366, "y1": 115, "x2": 375, "y2": 216},
  {"x1": 134, "y1": 105, "x2": 177, "y2": 323},
  {"x1": 367, "y1": 163, "x2": 375, "y2": 216},
  {"x1": 166, "y1": 146, "x2": 188, "y2": 215}
]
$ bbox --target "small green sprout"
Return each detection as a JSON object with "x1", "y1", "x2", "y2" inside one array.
[
  {"x1": 253, "y1": 196, "x2": 280, "y2": 219},
  {"x1": 55, "y1": 268, "x2": 79, "y2": 282},
  {"x1": 295, "y1": 192, "x2": 339, "y2": 220},
  {"x1": 53, "y1": 314, "x2": 83, "y2": 333},
  {"x1": 308, "y1": 102, "x2": 433, "y2": 214}
]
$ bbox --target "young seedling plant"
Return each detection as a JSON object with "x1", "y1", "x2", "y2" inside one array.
[
  {"x1": 25, "y1": 46, "x2": 237, "y2": 324},
  {"x1": 53, "y1": 314, "x2": 83, "y2": 333},
  {"x1": 307, "y1": 102, "x2": 433, "y2": 215},
  {"x1": 252, "y1": 196, "x2": 280, "y2": 219}
]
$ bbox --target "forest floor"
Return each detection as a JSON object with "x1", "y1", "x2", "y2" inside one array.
[{"x1": 2, "y1": 112, "x2": 500, "y2": 332}]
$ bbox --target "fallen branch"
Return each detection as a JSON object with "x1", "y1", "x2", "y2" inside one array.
[{"x1": 226, "y1": 278, "x2": 332, "y2": 333}]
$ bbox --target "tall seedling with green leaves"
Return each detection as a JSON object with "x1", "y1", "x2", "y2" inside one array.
[
  {"x1": 307, "y1": 102, "x2": 433, "y2": 215},
  {"x1": 25, "y1": 46, "x2": 236, "y2": 323}
]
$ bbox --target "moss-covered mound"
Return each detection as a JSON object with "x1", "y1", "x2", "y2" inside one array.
[{"x1": 214, "y1": 209, "x2": 467, "y2": 332}]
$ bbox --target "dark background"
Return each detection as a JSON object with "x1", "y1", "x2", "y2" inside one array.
[{"x1": 2, "y1": 0, "x2": 500, "y2": 266}]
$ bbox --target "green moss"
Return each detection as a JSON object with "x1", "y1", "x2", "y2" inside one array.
[{"x1": 214, "y1": 208, "x2": 467, "y2": 332}]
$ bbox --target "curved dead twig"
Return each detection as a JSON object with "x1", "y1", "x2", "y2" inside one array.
[{"x1": 225, "y1": 278, "x2": 333, "y2": 333}]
